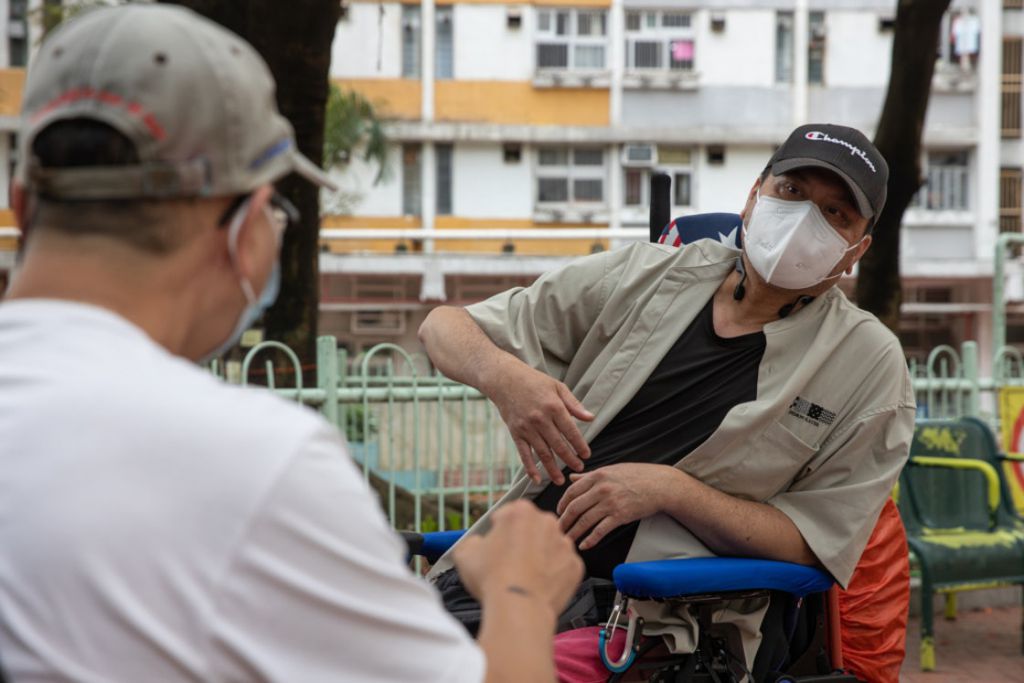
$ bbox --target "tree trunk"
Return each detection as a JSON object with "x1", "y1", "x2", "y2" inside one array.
[
  {"x1": 161, "y1": 1, "x2": 338, "y2": 371},
  {"x1": 855, "y1": 0, "x2": 952, "y2": 331}
]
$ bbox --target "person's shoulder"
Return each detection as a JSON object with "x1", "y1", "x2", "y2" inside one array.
[
  {"x1": 617, "y1": 238, "x2": 738, "y2": 268},
  {"x1": 163, "y1": 356, "x2": 327, "y2": 441},
  {"x1": 822, "y1": 289, "x2": 907, "y2": 367},
  {"x1": 88, "y1": 348, "x2": 332, "y2": 472}
]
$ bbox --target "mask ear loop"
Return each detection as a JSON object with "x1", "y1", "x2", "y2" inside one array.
[{"x1": 225, "y1": 196, "x2": 257, "y2": 305}]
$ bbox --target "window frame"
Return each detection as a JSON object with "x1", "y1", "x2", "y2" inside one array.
[
  {"x1": 401, "y1": 144, "x2": 422, "y2": 216},
  {"x1": 535, "y1": 8, "x2": 608, "y2": 73},
  {"x1": 401, "y1": 5, "x2": 422, "y2": 79},
  {"x1": 624, "y1": 9, "x2": 695, "y2": 73},
  {"x1": 622, "y1": 146, "x2": 695, "y2": 210},
  {"x1": 775, "y1": 10, "x2": 794, "y2": 84},
  {"x1": 912, "y1": 150, "x2": 971, "y2": 213},
  {"x1": 435, "y1": 144, "x2": 454, "y2": 216},
  {"x1": 436, "y1": 5, "x2": 455, "y2": 80},
  {"x1": 535, "y1": 145, "x2": 607, "y2": 208},
  {"x1": 808, "y1": 11, "x2": 826, "y2": 85}
]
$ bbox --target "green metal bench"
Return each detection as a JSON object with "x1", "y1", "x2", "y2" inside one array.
[{"x1": 901, "y1": 417, "x2": 1024, "y2": 671}]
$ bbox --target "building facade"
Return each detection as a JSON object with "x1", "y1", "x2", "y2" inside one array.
[{"x1": 1, "y1": 0, "x2": 1023, "y2": 371}]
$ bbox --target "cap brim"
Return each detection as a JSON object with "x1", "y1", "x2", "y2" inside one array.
[
  {"x1": 770, "y1": 158, "x2": 874, "y2": 219},
  {"x1": 290, "y1": 150, "x2": 339, "y2": 192}
]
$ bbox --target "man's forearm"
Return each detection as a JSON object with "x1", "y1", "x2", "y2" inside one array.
[
  {"x1": 418, "y1": 306, "x2": 520, "y2": 396},
  {"x1": 478, "y1": 590, "x2": 558, "y2": 683},
  {"x1": 658, "y1": 468, "x2": 818, "y2": 566}
]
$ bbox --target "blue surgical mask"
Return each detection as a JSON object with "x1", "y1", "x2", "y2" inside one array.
[{"x1": 202, "y1": 198, "x2": 282, "y2": 362}]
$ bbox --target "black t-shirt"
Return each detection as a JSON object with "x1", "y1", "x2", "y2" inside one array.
[{"x1": 532, "y1": 296, "x2": 766, "y2": 578}]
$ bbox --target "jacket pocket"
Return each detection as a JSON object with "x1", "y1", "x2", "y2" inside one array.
[{"x1": 719, "y1": 420, "x2": 819, "y2": 501}]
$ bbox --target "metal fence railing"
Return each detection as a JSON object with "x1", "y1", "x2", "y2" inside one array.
[
  {"x1": 229, "y1": 337, "x2": 521, "y2": 533},
  {"x1": 228, "y1": 326, "x2": 1024, "y2": 533}
]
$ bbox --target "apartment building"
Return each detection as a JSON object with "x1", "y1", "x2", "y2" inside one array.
[
  {"x1": 0, "y1": 0, "x2": 1021, "y2": 370},
  {"x1": 326, "y1": 0, "x2": 1015, "y2": 367}
]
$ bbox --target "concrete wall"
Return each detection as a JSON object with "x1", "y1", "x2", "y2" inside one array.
[
  {"x1": 697, "y1": 10, "x2": 776, "y2": 87},
  {"x1": 824, "y1": 11, "x2": 892, "y2": 88},
  {"x1": 622, "y1": 87, "x2": 791, "y2": 131},
  {"x1": 453, "y1": 4, "x2": 533, "y2": 81},
  {"x1": 452, "y1": 143, "x2": 533, "y2": 218},
  {"x1": 332, "y1": 2, "x2": 403, "y2": 79},
  {"x1": 806, "y1": 88, "x2": 884, "y2": 132},
  {"x1": 331, "y1": 144, "x2": 404, "y2": 216},
  {"x1": 694, "y1": 145, "x2": 770, "y2": 213}
]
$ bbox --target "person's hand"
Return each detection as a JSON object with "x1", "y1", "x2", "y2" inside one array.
[
  {"x1": 488, "y1": 361, "x2": 594, "y2": 485},
  {"x1": 453, "y1": 500, "x2": 584, "y2": 619},
  {"x1": 556, "y1": 463, "x2": 681, "y2": 550}
]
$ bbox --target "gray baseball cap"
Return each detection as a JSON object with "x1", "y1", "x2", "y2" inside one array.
[{"x1": 16, "y1": 4, "x2": 337, "y2": 200}]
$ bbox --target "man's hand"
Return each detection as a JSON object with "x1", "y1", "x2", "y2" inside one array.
[
  {"x1": 488, "y1": 361, "x2": 594, "y2": 486},
  {"x1": 557, "y1": 463, "x2": 680, "y2": 550},
  {"x1": 453, "y1": 501, "x2": 583, "y2": 618}
]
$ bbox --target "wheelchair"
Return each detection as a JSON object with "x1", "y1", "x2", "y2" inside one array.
[
  {"x1": 404, "y1": 529, "x2": 861, "y2": 682},
  {"x1": 401, "y1": 173, "x2": 877, "y2": 682}
]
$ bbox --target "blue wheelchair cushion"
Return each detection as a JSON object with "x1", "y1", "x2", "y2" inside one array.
[
  {"x1": 613, "y1": 557, "x2": 833, "y2": 600},
  {"x1": 419, "y1": 529, "x2": 466, "y2": 564}
]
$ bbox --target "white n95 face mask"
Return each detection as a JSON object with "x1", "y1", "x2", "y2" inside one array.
[{"x1": 743, "y1": 192, "x2": 861, "y2": 290}]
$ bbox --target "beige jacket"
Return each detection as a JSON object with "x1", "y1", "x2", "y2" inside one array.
[{"x1": 428, "y1": 240, "x2": 915, "y2": 659}]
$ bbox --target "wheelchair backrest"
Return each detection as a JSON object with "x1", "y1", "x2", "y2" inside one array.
[{"x1": 657, "y1": 212, "x2": 744, "y2": 248}]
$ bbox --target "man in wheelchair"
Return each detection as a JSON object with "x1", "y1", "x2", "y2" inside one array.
[{"x1": 419, "y1": 124, "x2": 916, "y2": 681}]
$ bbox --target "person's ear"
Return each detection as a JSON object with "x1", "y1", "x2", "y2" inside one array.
[
  {"x1": 228, "y1": 185, "x2": 273, "y2": 280},
  {"x1": 845, "y1": 233, "x2": 872, "y2": 275}
]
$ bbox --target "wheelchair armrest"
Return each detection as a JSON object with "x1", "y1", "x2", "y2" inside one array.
[
  {"x1": 400, "y1": 529, "x2": 466, "y2": 564},
  {"x1": 612, "y1": 557, "x2": 833, "y2": 600}
]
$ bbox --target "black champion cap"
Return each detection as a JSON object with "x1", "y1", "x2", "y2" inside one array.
[{"x1": 767, "y1": 124, "x2": 889, "y2": 221}]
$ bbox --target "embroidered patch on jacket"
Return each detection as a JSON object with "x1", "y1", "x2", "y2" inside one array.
[{"x1": 788, "y1": 397, "x2": 836, "y2": 427}]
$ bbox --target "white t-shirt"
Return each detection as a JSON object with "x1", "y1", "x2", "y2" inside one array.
[{"x1": 0, "y1": 300, "x2": 485, "y2": 683}]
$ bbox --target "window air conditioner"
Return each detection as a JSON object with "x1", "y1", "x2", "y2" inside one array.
[{"x1": 622, "y1": 143, "x2": 657, "y2": 167}]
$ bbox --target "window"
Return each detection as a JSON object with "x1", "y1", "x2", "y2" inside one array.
[
  {"x1": 536, "y1": 9, "x2": 607, "y2": 72},
  {"x1": 536, "y1": 146, "x2": 605, "y2": 206},
  {"x1": 623, "y1": 147, "x2": 693, "y2": 208},
  {"x1": 808, "y1": 11, "x2": 826, "y2": 85},
  {"x1": 402, "y1": 144, "x2": 422, "y2": 215},
  {"x1": 913, "y1": 151, "x2": 970, "y2": 212},
  {"x1": 436, "y1": 6, "x2": 454, "y2": 80},
  {"x1": 503, "y1": 144, "x2": 522, "y2": 163},
  {"x1": 7, "y1": 134, "x2": 17, "y2": 188},
  {"x1": 8, "y1": 0, "x2": 28, "y2": 67},
  {"x1": 1004, "y1": 37, "x2": 1022, "y2": 139},
  {"x1": 402, "y1": 5, "x2": 421, "y2": 78},
  {"x1": 436, "y1": 144, "x2": 453, "y2": 215},
  {"x1": 624, "y1": 10, "x2": 695, "y2": 72},
  {"x1": 775, "y1": 11, "x2": 794, "y2": 83},
  {"x1": 1001, "y1": 167, "x2": 1022, "y2": 233}
]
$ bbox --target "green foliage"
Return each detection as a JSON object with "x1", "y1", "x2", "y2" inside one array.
[
  {"x1": 323, "y1": 83, "x2": 389, "y2": 183},
  {"x1": 419, "y1": 511, "x2": 472, "y2": 533},
  {"x1": 38, "y1": 0, "x2": 123, "y2": 38},
  {"x1": 344, "y1": 403, "x2": 378, "y2": 443}
]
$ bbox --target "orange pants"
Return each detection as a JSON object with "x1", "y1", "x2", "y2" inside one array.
[{"x1": 837, "y1": 498, "x2": 910, "y2": 683}]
